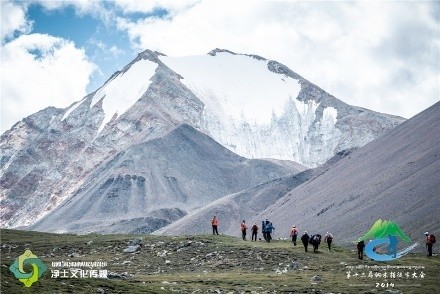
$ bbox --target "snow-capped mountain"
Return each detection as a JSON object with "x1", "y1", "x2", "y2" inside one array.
[
  {"x1": 62, "y1": 48, "x2": 403, "y2": 167},
  {"x1": 1, "y1": 49, "x2": 403, "y2": 230}
]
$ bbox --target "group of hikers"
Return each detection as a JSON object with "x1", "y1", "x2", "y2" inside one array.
[
  {"x1": 211, "y1": 216, "x2": 436, "y2": 257},
  {"x1": 211, "y1": 216, "x2": 333, "y2": 252}
]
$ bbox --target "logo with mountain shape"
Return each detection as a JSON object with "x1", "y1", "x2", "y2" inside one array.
[
  {"x1": 359, "y1": 219, "x2": 418, "y2": 261},
  {"x1": 9, "y1": 249, "x2": 47, "y2": 287}
]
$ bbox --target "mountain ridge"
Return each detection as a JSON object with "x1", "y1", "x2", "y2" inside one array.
[{"x1": 1, "y1": 48, "x2": 404, "y2": 231}]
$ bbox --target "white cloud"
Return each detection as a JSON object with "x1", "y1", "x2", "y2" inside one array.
[
  {"x1": 1, "y1": 33, "x2": 96, "y2": 133},
  {"x1": 0, "y1": 1, "x2": 32, "y2": 42},
  {"x1": 33, "y1": 0, "x2": 114, "y2": 24},
  {"x1": 36, "y1": 0, "x2": 99, "y2": 14},
  {"x1": 113, "y1": 0, "x2": 200, "y2": 15},
  {"x1": 116, "y1": 1, "x2": 439, "y2": 118}
]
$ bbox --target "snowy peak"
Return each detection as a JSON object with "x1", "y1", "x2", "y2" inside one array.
[
  {"x1": 208, "y1": 48, "x2": 239, "y2": 56},
  {"x1": 208, "y1": 48, "x2": 267, "y2": 61},
  {"x1": 157, "y1": 49, "x2": 403, "y2": 166},
  {"x1": 160, "y1": 50, "x2": 302, "y2": 124},
  {"x1": 59, "y1": 48, "x2": 403, "y2": 166},
  {"x1": 90, "y1": 59, "x2": 157, "y2": 134}
]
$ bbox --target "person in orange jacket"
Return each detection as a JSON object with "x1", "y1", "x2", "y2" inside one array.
[
  {"x1": 211, "y1": 216, "x2": 219, "y2": 235},
  {"x1": 240, "y1": 220, "x2": 248, "y2": 240}
]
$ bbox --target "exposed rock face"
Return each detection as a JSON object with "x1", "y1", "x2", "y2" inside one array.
[
  {"x1": 1, "y1": 49, "x2": 403, "y2": 231},
  {"x1": 28, "y1": 124, "x2": 303, "y2": 233}
]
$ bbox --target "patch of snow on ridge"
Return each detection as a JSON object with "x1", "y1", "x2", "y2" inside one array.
[
  {"x1": 160, "y1": 52, "x2": 302, "y2": 124},
  {"x1": 90, "y1": 59, "x2": 157, "y2": 134},
  {"x1": 62, "y1": 97, "x2": 86, "y2": 121}
]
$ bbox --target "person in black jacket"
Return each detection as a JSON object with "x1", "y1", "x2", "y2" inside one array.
[
  {"x1": 310, "y1": 234, "x2": 322, "y2": 253},
  {"x1": 251, "y1": 223, "x2": 258, "y2": 241},
  {"x1": 357, "y1": 240, "x2": 365, "y2": 260},
  {"x1": 301, "y1": 231, "x2": 310, "y2": 252}
]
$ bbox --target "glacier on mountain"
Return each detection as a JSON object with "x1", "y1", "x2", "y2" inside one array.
[
  {"x1": 61, "y1": 50, "x2": 347, "y2": 166},
  {"x1": 161, "y1": 52, "x2": 343, "y2": 166},
  {"x1": 57, "y1": 49, "x2": 403, "y2": 167}
]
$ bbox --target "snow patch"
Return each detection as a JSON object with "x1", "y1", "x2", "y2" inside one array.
[
  {"x1": 160, "y1": 52, "x2": 301, "y2": 124},
  {"x1": 62, "y1": 98, "x2": 86, "y2": 121},
  {"x1": 323, "y1": 107, "x2": 338, "y2": 125},
  {"x1": 91, "y1": 59, "x2": 157, "y2": 134}
]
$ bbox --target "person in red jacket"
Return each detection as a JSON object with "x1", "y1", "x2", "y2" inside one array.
[
  {"x1": 425, "y1": 232, "x2": 436, "y2": 257},
  {"x1": 240, "y1": 220, "x2": 247, "y2": 240},
  {"x1": 290, "y1": 225, "x2": 298, "y2": 246},
  {"x1": 211, "y1": 216, "x2": 219, "y2": 235}
]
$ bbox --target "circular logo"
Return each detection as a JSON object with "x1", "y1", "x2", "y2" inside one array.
[{"x1": 9, "y1": 249, "x2": 47, "y2": 287}]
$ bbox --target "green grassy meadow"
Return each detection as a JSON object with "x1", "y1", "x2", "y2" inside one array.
[{"x1": 1, "y1": 229, "x2": 438, "y2": 293}]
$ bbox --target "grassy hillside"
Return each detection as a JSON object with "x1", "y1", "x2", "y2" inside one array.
[{"x1": 1, "y1": 229, "x2": 438, "y2": 293}]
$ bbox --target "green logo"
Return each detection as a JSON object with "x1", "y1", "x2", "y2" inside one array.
[
  {"x1": 359, "y1": 219, "x2": 417, "y2": 261},
  {"x1": 9, "y1": 249, "x2": 47, "y2": 287}
]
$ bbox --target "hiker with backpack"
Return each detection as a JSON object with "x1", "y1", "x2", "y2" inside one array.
[
  {"x1": 301, "y1": 231, "x2": 310, "y2": 252},
  {"x1": 309, "y1": 234, "x2": 322, "y2": 253},
  {"x1": 290, "y1": 225, "x2": 298, "y2": 246},
  {"x1": 240, "y1": 220, "x2": 247, "y2": 240},
  {"x1": 262, "y1": 220, "x2": 268, "y2": 241},
  {"x1": 265, "y1": 221, "x2": 275, "y2": 242},
  {"x1": 425, "y1": 232, "x2": 436, "y2": 257},
  {"x1": 324, "y1": 232, "x2": 333, "y2": 251},
  {"x1": 251, "y1": 223, "x2": 258, "y2": 241},
  {"x1": 211, "y1": 216, "x2": 219, "y2": 235}
]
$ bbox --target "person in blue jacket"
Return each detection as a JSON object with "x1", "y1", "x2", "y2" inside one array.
[
  {"x1": 264, "y1": 221, "x2": 275, "y2": 242},
  {"x1": 262, "y1": 219, "x2": 268, "y2": 241}
]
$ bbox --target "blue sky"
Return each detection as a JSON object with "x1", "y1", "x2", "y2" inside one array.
[
  {"x1": 1, "y1": 0, "x2": 439, "y2": 133},
  {"x1": 26, "y1": 2, "x2": 146, "y2": 93}
]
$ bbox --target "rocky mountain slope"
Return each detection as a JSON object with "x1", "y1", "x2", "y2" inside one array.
[
  {"x1": 154, "y1": 149, "x2": 353, "y2": 237},
  {"x1": 1, "y1": 48, "x2": 403, "y2": 230},
  {"x1": 29, "y1": 124, "x2": 303, "y2": 234},
  {"x1": 155, "y1": 102, "x2": 440, "y2": 245}
]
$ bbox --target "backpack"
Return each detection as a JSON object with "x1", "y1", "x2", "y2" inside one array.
[{"x1": 429, "y1": 234, "x2": 436, "y2": 244}]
